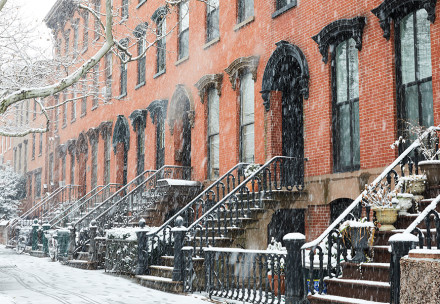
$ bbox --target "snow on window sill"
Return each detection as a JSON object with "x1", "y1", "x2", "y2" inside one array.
[
  {"x1": 153, "y1": 70, "x2": 166, "y2": 79},
  {"x1": 117, "y1": 93, "x2": 127, "y2": 100},
  {"x1": 80, "y1": 112, "x2": 86, "y2": 118},
  {"x1": 82, "y1": 46, "x2": 88, "y2": 55},
  {"x1": 91, "y1": 105, "x2": 98, "y2": 111},
  {"x1": 135, "y1": 82, "x2": 146, "y2": 90},
  {"x1": 71, "y1": 118, "x2": 76, "y2": 124},
  {"x1": 203, "y1": 37, "x2": 220, "y2": 50},
  {"x1": 136, "y1": 0, "x2": 147, "y2": 9},
  {"x1": 175, "y1": 55, "x2": 189, "y2": 66},
  {"x1": 234, "y1": 16, "x2": 255, "y2": 31},
  {"x1": 272, "y1": 2, "x2": 297, "y2": 19}
]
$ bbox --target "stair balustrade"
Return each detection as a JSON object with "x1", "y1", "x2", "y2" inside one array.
[
  {"x1": 50, "y1": 183, "x2": 121, "y2": 228},
  {"x1": 300, "y1": 126, "x2": 440, "y2": 303}
]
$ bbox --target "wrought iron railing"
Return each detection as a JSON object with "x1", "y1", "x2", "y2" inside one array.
[
  {"x1": 105, "y1": 238, "x2": 138, "y2": 274},
  {"x1": 89, "y1": 165, "x2": 192, "y2": 233},
  {"x1": 7, "y1": 185, "x2": 82, "y2": 244},
  {"x1": 191, "y1": 247, "x2": 287, "y2": 304},
  {"x1": 72, "y1": 169, "x2": 157, "y2": 233},
  {"x1": 301, "y1": 126, "x2": 440, "y2": 297},
  {"x1": 140, "y1": 162, "x2": 250, "y2": 271},
  {"x1": 186, "y1": 156, "x2": 304, "y2": 252},
  {"x1": 50, "y1": 183, "x2": 121, "y2": 228}
]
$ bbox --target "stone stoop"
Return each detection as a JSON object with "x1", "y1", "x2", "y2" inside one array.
[
  {"x1": 309, "y1": 191, "x2": 438, "y2": 304},
  {"x1": 135, "y1": 275, "x2": 183, "y2": 293},
  {"x1": 29, "y1": 250, "x2": 46, "y2": 258}
]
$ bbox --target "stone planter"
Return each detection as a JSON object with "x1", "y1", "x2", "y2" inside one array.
[
  {"x1": 418, "y1": 160, "x2": 440, "y2": 186},
  {"x1": 396, "y1": 193, "x2": 414, "y2": 216},
  {"x1": 373, "y1": 208, "x2": 398, "y2": 231},
  {"x1": 402, "y1": 176, "x2": 427, "y2": 195},
  {"x1": 349, "y1": 226, "x2": 371, "y2": 263}
]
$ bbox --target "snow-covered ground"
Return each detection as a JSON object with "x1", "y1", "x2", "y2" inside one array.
[{"x1": 0, "y1": 245, "x2": 210, "y2": 304}]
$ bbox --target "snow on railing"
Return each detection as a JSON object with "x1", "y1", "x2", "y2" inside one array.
[
  {"x1": 302, "y1": 126, "x2": 440, "y2": 250},
  {"x1": 403, "y1": 194, "x2": 440, "y2": 235}
]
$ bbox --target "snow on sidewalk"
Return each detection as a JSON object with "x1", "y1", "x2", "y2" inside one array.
[{"x1": 0, "y1": 245, "x2": 210, "y2": 304}]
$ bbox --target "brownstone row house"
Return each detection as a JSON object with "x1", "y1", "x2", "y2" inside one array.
[{"x1": 1, "y1": 0, "x2": 439, "y2": 245}]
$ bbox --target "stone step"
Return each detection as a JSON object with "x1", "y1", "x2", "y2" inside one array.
[
  {"x1": 324, "y1": 277, "x2": 390, "y2": 303},
  {"x1": 135, "y1": 275, "x2": 183, "y2": 293},
  {"x1": 149, "y1": 265, "x2": 173, "y2": 279},
  {"x1": 65, "y1": 259, "x2": 96, "y2": 270},
  {"x1": 160, "y1": 255, "x2": 204, "y2": 268},
  {"x1": 374, "y1": 228, "x2": 436, "y2": 247},
  {"x1": 340, "y1": 262, "x2": 389, "y2": 282},
  {"x1": 371, "y1": 245, "x2": 391, "y2": 263},
  {"x1": 308, "y1": 294, "x2": 389, "y2": 304}
]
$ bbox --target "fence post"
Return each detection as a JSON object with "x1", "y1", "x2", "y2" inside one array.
[
  {"x1": 89, "y1": 221, "x2": 97, "y2": 263},
  {"x1": 42, "y1": 223, "x2": 50, "y2": 255},
  {"x1": 32, "y1": 219, "x2": 39, "y2": 251},
  {"x1": 135, "y1": 219, "x2": 148, "y2": 275},
  {"x1": 67, "y1": 226, "x2": 76, "y2": 259},
  {"x1": 284, "y1": 233, "x2": 306, "y2": 304},
  {"x1": 172, "y1": 216, "x2": 187, "y2": 282},
  {"x1": 389, "y1": 233, "x2": 418, "y2": 304}
]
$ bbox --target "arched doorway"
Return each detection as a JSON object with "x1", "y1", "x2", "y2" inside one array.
[
  {"x1": 261, "y1": 41, "x2": 309, "y2": 186},
  {"x1": 112, "y1": 115, "x2": 130, "y2": 186}
]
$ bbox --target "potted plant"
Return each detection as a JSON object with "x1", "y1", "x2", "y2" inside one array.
[
  {"x1": 244, "y1": 164, "x2": 261, "y2": 192},
  {"x1": 266, "y1": 238, "x2": 285, "y2": 296},
  {"x1": 399, "y1": 174, "x2": 427, "y2": 195},
  {"x1": 363, "y1": 182, "x2": 400, "y2": 231},
  {"x1": 339, "y1": 217, "x2": 375, "y2": 263}
]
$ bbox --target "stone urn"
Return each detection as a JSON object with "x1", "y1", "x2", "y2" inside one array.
[
  {"x1": 349, "y1": 226, "x2": 371, "y2": 263},
  {"x1": 396, "y1": 193, "x2": 414, "y2": 216},
  {"x1": 418, "y1": 160, "x2": 440, "y2": 186},
  {"x1": 402, "y1": 176, "x2": 427, "y2": 195},
  {"x1": 373, "y1": 208, "x2": 398, "y2": 231}
]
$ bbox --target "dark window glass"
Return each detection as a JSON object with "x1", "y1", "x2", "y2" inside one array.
[
  {"x1": 207, "y1": 88, "x2": 219, "y2": 179},
  {"x1": 93, "y1": 62, "x2": 100, "y2": 108},
  {"x1": 64, "y1": 30, "x2": 70, "y2": 56},
  {"x1": 32, "y1": 133, "x2": 35, "y2": 159},
  {"x1": 35, "y1": 171, "x2": 41, "y2": 198},
  {"x1": 178, "y1": 1, "x2": 189, "y2": 59},
  {"x1": 238, "y1": 0, "x2": 254, "y2": 23},
  {"x1": 70, "y1": 153, "x2": 75, "y2": 185},
  {"x1": 333, "y1": 38, "x2": 360, "y2": 172},
  {"x1": 73, "y1": 20, "x2": 79, "y2": 56},
  {"x1": 207, "y1": 0, "x2": 219, "y2": 42},
  {"x1": 240, "y1": 72, "x2": 255, "y2": 163},
  {"x1": 62, "y1": 92, "x2": 67, "y2": 127},
  {"x1": 398, "y1": 9, "x2": 433, "y2": 129},
  {"x1": 105, "y1": 52, "x2": 112, "y2": 100},
  {"x1": 91, "y1": 141, "x2": 98, "y2": 189},
  {"x1": 122, "y1": 0, "x2": 128, "y2": 19},
  {"x1": 81, "y1": 76, "x2": 87, "y2": 115},
  {"x1": 94, "y1": 1, "x2": 101, "y2": 40},
  {"x1": 137, "y1": 37, "x2": 146, "y2": 85},
  {"x1": 104, "y1": 135, "x2": 111, "y2": 184},
  {"x1": 39, "y1": 133, "x2": 42, "y2": 156},
  {"x1": 276, "y1": 0, "x2": 294, "y2": 10},
  {"x1": 156, "y1": 17, "x2": 166, "y2": 73},
  {"x1": 83, "y1": 13, "x2": 89, "y2": 50}
]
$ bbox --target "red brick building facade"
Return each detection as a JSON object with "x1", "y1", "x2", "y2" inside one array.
[{"x1": 2, "y1": 0, "x2": 439, "y2": 243}]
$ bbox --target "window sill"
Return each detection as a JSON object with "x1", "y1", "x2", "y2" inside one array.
[
  {"x1": 119, "y1": 16, "x2": 128, "y2": 24},
  {"x1": 234, "y1": 16, "x2": 255, "y2": 31},
  {"x1": 62, "y1": 123, "x2": 67, "y2": 129},
  {"x1": 135, "y1": 82, "x2": 146, "y2": 90},
  {"x1": 91, "y1": 105, "x2": 98, "y2": 111},
  {"x1": 175, "y1": 56, "x2": 189, "y2": 66},
  {"x1": 136, "y1": 0, "x2": 147, "y2": 9},
  {"x1": 153, "y1": 70, "x2": 166, "y2": 79},
  {"x1": 204, "y1": 37, "x2": 220, "y2": 50},
  {"x1": 71, "y1": 118, "x2": 76, "y2": 124},
  {"x1": 80, "y1": 112, "x2": 86, "y2": 118},
  {"x1": 117, "y1": 93, "x2": 127, "y2": 100},
  {"x1": 272, "y1": 1, "x2": 297, "y2": 19},
  {"x1": 82, "y1": 46, "x2": 88, "y2": 55}
]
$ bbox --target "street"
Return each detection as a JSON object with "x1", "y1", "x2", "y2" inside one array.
[{"x1": 0, "y1": 246, "x2": 209, "y2": 304}]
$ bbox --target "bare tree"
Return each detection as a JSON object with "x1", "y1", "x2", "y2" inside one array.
[{"x1": 0, "y1": 0, "x2": 191, "y2": 137}]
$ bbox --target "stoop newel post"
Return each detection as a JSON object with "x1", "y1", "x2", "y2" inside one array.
[
  {"x1": 284, "y1": 233, "x2": 306, "y2": 304},
  {"x1": 136, "y1": 219, "x2": 148, "y2": 275},
  {"x1": 89, "y1": 221, "x2": 98, "y2": 263},
  {"x1": 67, "y1": 226, "x2": 76, "y2": 259},
  {"x1": 32, "y1": 219, "x2": 39, "y2": 251},
  {"x1": 389, "y1": 233, "x2": 418, "y2": 304},
  {"x1": 42, "y1": 223, "x2": 51, "y2": 255},
  {"x1": 172, "y1": 216, "x2": 187, "y2": 282}
]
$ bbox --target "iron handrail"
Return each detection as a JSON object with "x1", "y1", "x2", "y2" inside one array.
[
  {"x1": 91, "y1": 166, "x2": 192, "y2": 229},
  {"x1": 73, "y1": 168, "x2": 157, "y2": 230},
  {"x1": 20, "y1": 186, "x2": 66, "y2": 220},
  {"x1": 145, "y1": 162, "x2": 250, "y2": 238},
  {"x1": 187, "y1": 156, "x2": 302, "y2": 231},
  {"x1": 49, "y1": 183, "x2": 121, "y2": 227},
  {"x1": 35, "y1": 184, "x2": 83, "y2": 221},
  {"x1": 302, "y1": 125, "x2": 440, "y2": 250},
  {"x1": 402, "y1": 194, "x2": 440, "y2": 235}
]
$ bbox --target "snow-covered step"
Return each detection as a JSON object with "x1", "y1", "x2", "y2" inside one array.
[
  {"x1": 149, "y1": 265, "x2": 173, "y2": 279},
  {"x1": 341, "y1": 262, "x2": 390, "y2": 282},
  {"x1": 135, "y1": 275, "x2": 183, "y2": 293},
  {"x1": 309, "y1": 294, "x2": 389, "y2": 304},
  {"x1": 324, "y1": 277, "x2": 390, "y2": 303}
]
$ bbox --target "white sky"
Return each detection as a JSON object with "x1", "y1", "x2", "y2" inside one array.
[{"x1": 19, "y1": 0, "x2": 58, "y2": 23}]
